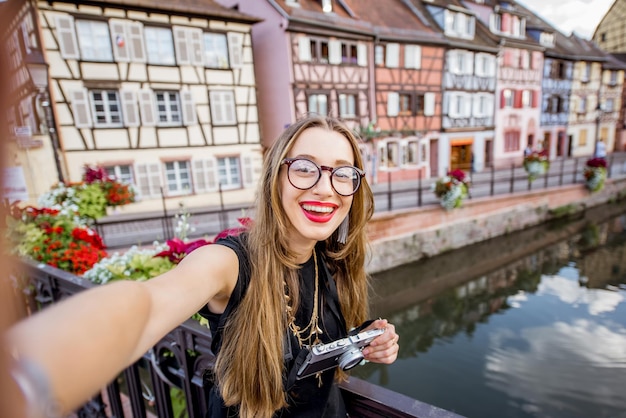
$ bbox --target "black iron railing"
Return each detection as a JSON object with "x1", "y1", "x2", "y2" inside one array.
[
  {"x1": 14, "y1": 258, "x2": 464, "y2": 418},
  {"x1": 94, "y1": 153, "x2": 626, "y2": 249}
]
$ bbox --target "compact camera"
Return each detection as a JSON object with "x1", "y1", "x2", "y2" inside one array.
[{"x1": 296, "y1": 327, "x2": 385, "y2": 379}]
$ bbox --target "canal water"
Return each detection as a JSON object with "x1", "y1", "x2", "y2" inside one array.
[{"x1": 352, "y1": 201, "x2": 626, "y2": 418}]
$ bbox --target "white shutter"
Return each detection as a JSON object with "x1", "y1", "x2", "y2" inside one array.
[
  {"x1": 192, "y1": 159, "x2": 217, "y2": 193},
  {"x1": 405, "y1": 45, "x2": 421, "y2": 69},
  {"x1": 298, "y1": 36, "x2": 311, "y2": 62},
  {"x1": 329, "y1": 40, "x2": 341, "y2": 64},
  {"x1": 445, "y1": 10, "x2": 454, "y2": 32},
  {"x1": 181, "y1": 90, "x2": 196, "y2": 125},
  {"x1": 241, "y1": 152, "x2": 261, "y2": 188},
  {"x1": 56, "y1": 15, "x2": 79, "y2": 59},
  {"x1": 173, "y1": 26, "x2": 190, "y2": 65},
  {"x1": 121, "y1": 90, "x2": 139, "y2": 127},
  {"x1": 424, "y1": 92, "x2": 436, "y2": 116},
  {"x1": 109, "y1": 19, "x2": 130, "y2": 62},
  {"x1": 138, "y1": 90, "x2": 156, "y2": 126},
  {"x1": 464, "y1": 95, "x2": 472, "y2": 117},
  {"x1": 128, "y1": 22, "x2": 146, "y2": 62},
  {"x1": 472, "y1": 95, "x2": 480, "y2": 117},
  {"x1": 357, "y1": 43, "x2": 367, "y2": 67},
  {"x1": 190, "y1": 28, "x2": 204, "y2": 66},
  {"x1": 464, "y1": 52, "x2": 474, "y2": 75},
  {"x1": 227, "y1": 32, "x2": 244, "y2": 68},
  {"x1": 70, "y1": 89, "x2": 92, "y2": 128},
  {"x1": 385, "y1": 43, "x2": 399, "y2": 68},
  {"x1": 135, "y1": 163, "x2": 162, "y2": 199},
  {"x1": 387, "y1": 92, "x2": 399, "y2": 116}
]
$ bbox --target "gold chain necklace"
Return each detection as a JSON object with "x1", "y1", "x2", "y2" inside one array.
[{"x1": 286, "y1": 250, "x2": 323, "y2": 348}]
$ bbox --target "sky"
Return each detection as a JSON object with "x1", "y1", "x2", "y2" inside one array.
[{"x1": 517, "y1": 0, "x2": 616, "y2": 39}]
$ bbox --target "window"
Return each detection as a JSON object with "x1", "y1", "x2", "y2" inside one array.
[
  {"x1": 164, "y1": 161, "x2": 192, "y2": 196},
  {"x1": 145, "y1": 27, "x2": 175, "y2": 65},
  {"x1": 310, "y1": 39, "x2": 330, "y2": 63},
  {"x1": 547, "y1": 95, "x2": 563, "y2": 114},
  {"x1": 308, "y1": 93, "x2": 328, "y2": 115},
  {"x1": 519, "y1": 50, "x2": 530, "y2": 69},
  {"x1": 445, "y1": 10, "x2": 475, "y2": 38},
  {"x1": 385, "y1": 43, "x2": 400, "y2": 68},
  {"x1": 399, "y1": 94, "x2": 412, "y2": 115},
  {"x1": 578, "y1": 97, "x2": 587, "y2": 113},
  {"x1": 475, "y1": 53, "x2": 494, "y2": 77},
  {"x1": 135, "y1": 163, "x2": 162, "y2": 199},
  {"x1": 609, "y1": 70, "x2": 618, "y2": 85},
  {"x1": 105, "y1": 165, "x2": 134, "y2": 184},
  {"x1": 18, "y1": 97, "x2": 38, "y2": 134},
  {"x1": 473, "y1": 94, "x2": 493, "y2": 117},
  {"x1": 375, "y1": 45, "x2": 384, "y2": 66},
  {"x1": 449, "y1": 93, "x2": 471, "y2": 118},
  {"x1": 203, "y1": 32, "x2": 229, "y2": 68},
  {"x1": 405, "y1": 141, "x2": 419, "y2": 165},
  {"x1": 504, "y1": 130, "x2": 520, "y2": 152},
  {"x1": 604, "y1": 98, "x2": 614, "y2": 112},
  {"x1": 539, "y1": 32, "x2": 555, "y2": 47},
  {"x1": 338, "y1": 93, "x2": 357, "y2": 118},
  {"x1": 209, "y1": 91, "x2": 237, "y2": 125},
  {"x1": 550, "y1": 61, "x2": 567, "y2": 79},
  {"x1": 155, "y1": 91, "x2": 182, "y2": 126},
  {"x1": 90, "y1": 90, "x2": 123, "y2": 127},
  {"x1": 341, "y1": 42, "x2": 358, "y2": 65},
  {"x1": 322, "y1": 0, "x2": 332, "y2": 13},
  {"x1": 76, "y1": 20, "x2": 113, "y2": 61},
  {"x1": 217, "y1": 156, "x2": 241, "y2": 189},
  {"x1": 502, "y1": 89, "x2": 513, "y2": 108},
  {"x1": 379, "y1": 141, "x2": 400, "y2": 168},
  {"x1": 450, "y1": 50, "x2": 473, "y2": 75},
  {"x1": 522, "y1": 90, "x2": 531, "y2": 108}
]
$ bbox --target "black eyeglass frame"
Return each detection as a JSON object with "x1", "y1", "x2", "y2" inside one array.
[{"x1": 281, "y1": 157, "x2": 365, "y2": 196}]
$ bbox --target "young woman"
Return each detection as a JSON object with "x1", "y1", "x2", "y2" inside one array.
[{"x1": 5, "y1": 115, "x2": 399, "y2": 418}]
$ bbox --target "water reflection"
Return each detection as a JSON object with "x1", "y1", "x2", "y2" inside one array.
[{"x1": 353, "y1": 202, "x2": 626, "y2": 418}]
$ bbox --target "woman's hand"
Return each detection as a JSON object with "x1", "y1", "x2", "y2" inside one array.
[{"x1": 361, "y1": 319, "x2": 399, "y2": 364}]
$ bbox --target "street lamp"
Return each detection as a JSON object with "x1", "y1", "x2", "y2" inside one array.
[
  {"x1": 24, "y1": 50, "x2": 65, "y2": 183},
  {"x1": 594, "y1": 101, "x2": 602, "y2": 157}
]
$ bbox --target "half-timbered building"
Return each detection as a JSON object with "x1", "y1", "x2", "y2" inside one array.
[
  {"x1": 218, "y1": 0, "x2": 373, "y2": 149},
  {"x1": 565, "y1": 36, "x2": 608, "y2": 158},
  {"x1": 416, "y1": 0, "x2": 499, "y2": 175},
  {"x1": 598, "y1": 54, "x2": 626, "y2": 154},
  {"x1": 343, "y1": 0, "x2": 446, "y2": 183},
  {"x1": 465, "y1": 0, "x2": 544, "y2": 168},
  {"x1": 2, "y1": 0, "x2": 63, "y2": 204},
  {"x1": 34, "y1": 0, "x2": 263, "y2": 213},
  {"x1": 520, "y1": 3, "x2": 576, "y2": 159}
]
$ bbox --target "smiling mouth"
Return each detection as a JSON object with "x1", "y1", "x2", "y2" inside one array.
[{"x1": 300, "y1": 203, "x2": 337, "y2": 223}]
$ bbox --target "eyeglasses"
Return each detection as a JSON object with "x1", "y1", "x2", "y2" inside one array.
[{"x1": 282, "y1": 157, "x2": 365, "y2": 196}]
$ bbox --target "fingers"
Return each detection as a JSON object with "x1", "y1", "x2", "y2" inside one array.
[{"x1": 361, "y1": 321, "x2": 399, "y2": 364}]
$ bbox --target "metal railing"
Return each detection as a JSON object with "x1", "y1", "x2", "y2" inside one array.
[
  {"x1": 15, "y1": 259, "x2": 463, "y2": 418},
  {"x1": 94, "y1": 153, "x2": 626, "y2": 249}
]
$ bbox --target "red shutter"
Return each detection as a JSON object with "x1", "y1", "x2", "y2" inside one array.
[
  {"x1": 532, "y1": 91, "x2": 539, "y2": 108},
  {"x1": 500, "y1": 90, "x2": 506, "y2": 109},
  {"x1": 514, "y1": 90, "x2": 522, "y2": 108}
]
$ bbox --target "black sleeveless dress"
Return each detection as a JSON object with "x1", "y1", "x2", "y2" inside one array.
[{"x1": 198, "y1": 234, "x2": 349, "y2": 417}]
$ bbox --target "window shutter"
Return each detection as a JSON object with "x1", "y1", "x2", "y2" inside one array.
[
  {"x1": 387, "y1": 92, "x2": 399, "y2": 116},
  {"x1": 424, "y1": 92, "x2": 435, "y2": 116},
  {"x1": 488, "y1": 55, "x2": 496, "y2": 76},
  {"x1": 109, "y1": 19, "x2": 130, "y2": 62},
  {"x1": 444, "y1": 10, "x2": 454, "y2": 32},
  {"x1": 298, "y1": 36, "x2": 311, "y2": 61},
  {"x1": 173, "y1": 26, "x2": 190, "y2": 65},
  {"x1": 135, "y1": 163, "x2": 162, "y2": 199},
  {"x1": 121, "y1": 90, "x2": 139, "y2": 127},
  {"x1": 513, "y1": 90, "x2": 522, "y2": 108},
  {"x1": 192, "y1": 159, "x2": 217, "y2": 193},
  {"x1": 241, "y1": 152, "x2": 262, "y2": 188},
  {"x1": 56, "y1": 15, "x2": 79, "y2": 59},
  {"x1": 138, "y1": 90, "x2": 156, "y2": 126},
  {"x1": 181, "y1": 90, "x2": 196, "y2": 125},
  {"x1": 532, "y1": 90, "x2": 539, "y2": 108},
  {"x1": 70, "y1": 89, "x2": 92, "y2": 128},
  {"x1": 357, "y1": 43, "x2": 367, "y2": 66},
  {"x1": 472, "y1": 95, "x2": 481, "y2": 117},
  {"x1": 227, "y1": 32, "x2": 244, "y2": 68},
  {"x1": 405, "y1": 45, "x2": 421, "y2": 69},
  {"x1": 328, "y1": 40, "x2": 341, "y2": 64},
  {"x1": 190, "y1": 28, "x2": 204, "y2": 66},
  {"x1": 464, "y1": 95, "x2": 472, "y2": 117},
  {"x1": 500, "y1": 90, "x2": 506, "y2": 108},
  {"x1": 385, "y1": 43, "x2": 399, "y2": 68},
  {"x1": 464, "y1": 52, "x2": 474, "y2": 75},
  {"x1": 128, "y1": 22, "x2": 146, "y2": 62}
]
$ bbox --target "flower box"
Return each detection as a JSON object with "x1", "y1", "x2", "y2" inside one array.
[
  {"x1": 583, "y1": 157, "x2": 608, "y2": 192},
  {"x1": 523, "y1": 151, "x2": 549, "y2": 181},
  {"x1": 433, "y1": 169, "x2": 470, "y2": 211}
]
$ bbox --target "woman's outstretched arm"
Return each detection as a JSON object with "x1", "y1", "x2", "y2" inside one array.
[{"x1": 4, "y1": 243, "x2": 238, "y2": 416}]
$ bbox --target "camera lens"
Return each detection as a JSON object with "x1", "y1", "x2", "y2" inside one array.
[{"x1": 338, "y1": 348, "x2": 364, "y2": 371}]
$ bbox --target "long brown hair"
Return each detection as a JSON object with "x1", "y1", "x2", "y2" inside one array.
[{"x1": 214, "y1": 115, "x2": 374, "y2": 417}]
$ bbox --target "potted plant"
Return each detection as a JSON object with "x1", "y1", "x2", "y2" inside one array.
[
  {"x1": 433, "y1": 169, "x2": 470, "y2": 211},
  {"x1": 583, "y1": 157, "x2": 608, "y2": 192},
  {"x1": 523, "y1": 150, "x2": 549, "y2": 181}
]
